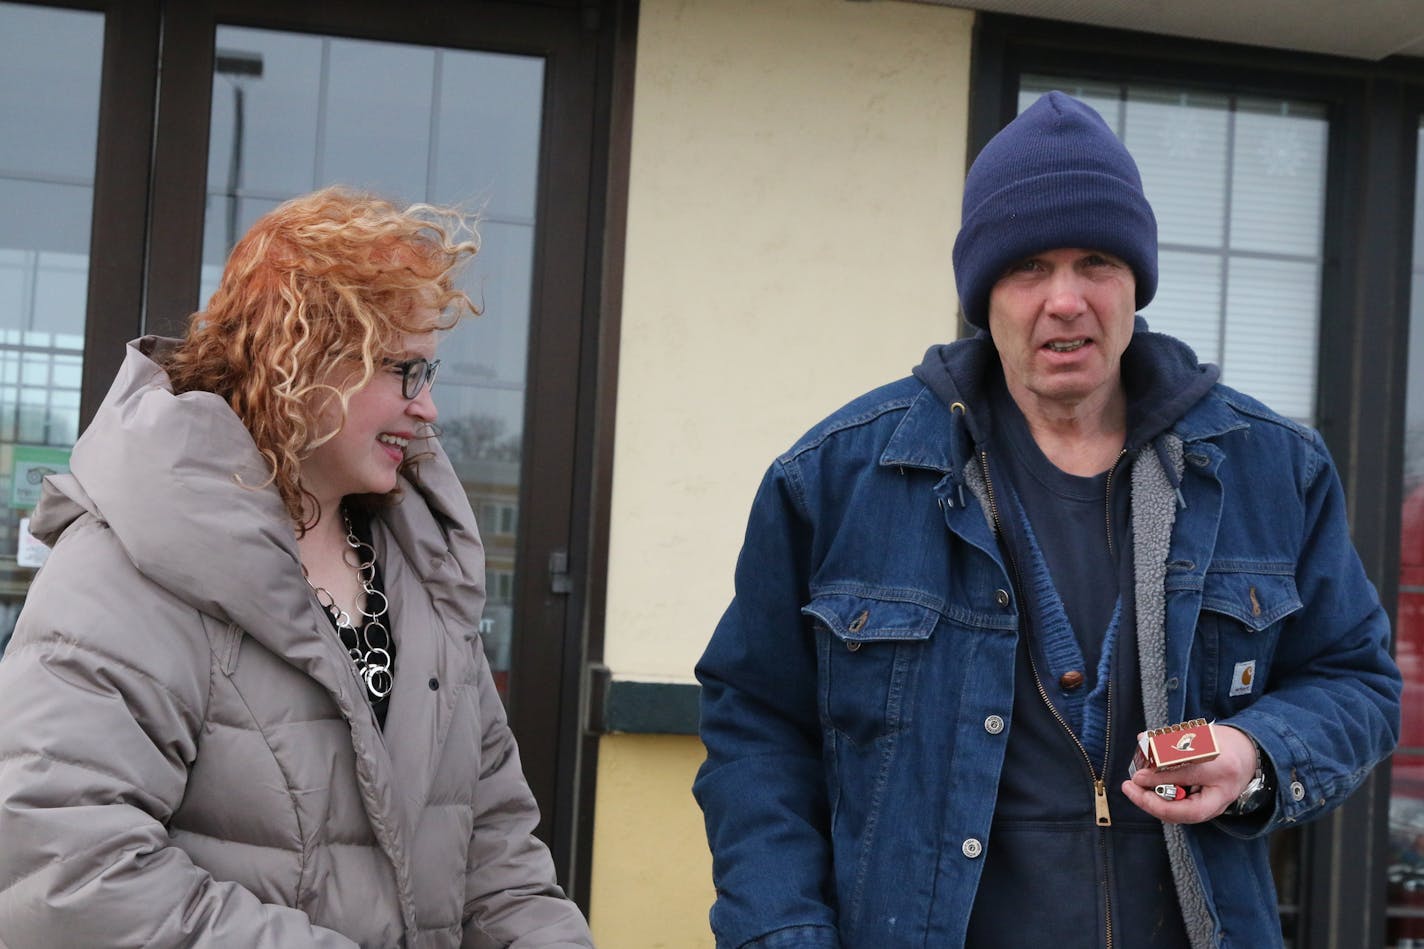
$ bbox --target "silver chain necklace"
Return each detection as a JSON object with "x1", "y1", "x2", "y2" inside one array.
[{"x1": 305, "y1": 509, "x2": 394, "y2": 700}]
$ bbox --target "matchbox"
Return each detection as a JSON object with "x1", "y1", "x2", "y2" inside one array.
[{"x1": 1129, "y1": 718, "x2": 1220, "y2": 775}]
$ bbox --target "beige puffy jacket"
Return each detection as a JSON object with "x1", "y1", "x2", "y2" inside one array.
[{"x1": 0, "y1": 338, "x2": 594, "y2": 949}]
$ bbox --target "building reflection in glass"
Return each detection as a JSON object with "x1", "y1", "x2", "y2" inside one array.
[
  {"x1": 192, "y1": 25, "x2": 544, "y2": 702},
  {"x1": 0, "y1": 3, "x2": 103, "y2": 656}
]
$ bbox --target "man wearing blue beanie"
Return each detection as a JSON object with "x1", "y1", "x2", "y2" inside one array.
[
  {"x1": 695, "y1": 92, "x2": 1399, "y2": 949},
  {"x1": 953, "y1": 91, "x2": 1158, "y2": 329}
]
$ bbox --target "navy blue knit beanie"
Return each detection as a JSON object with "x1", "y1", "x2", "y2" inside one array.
[{"x1": 952, "y1": 91, "x2": 1158, "y2": 329}]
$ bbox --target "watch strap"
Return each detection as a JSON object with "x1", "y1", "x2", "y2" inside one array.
[{"x1": 1224, "y1": 733, "x2": 1274, "y2": 816}]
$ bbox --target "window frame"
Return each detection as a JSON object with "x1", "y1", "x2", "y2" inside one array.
[
  {"x1": 9, "y1": 0, "x2": 166, "y2": 424},
  {"x1": 972, "y1": 14, "x2": 1418, "y2": 947},
  {"x1": 38, "y1": 0, "x2": 634, "y2": 909}
]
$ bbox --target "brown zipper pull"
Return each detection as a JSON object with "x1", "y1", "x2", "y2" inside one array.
[{"x1": 1095, "y1": 779, "x2": 1112, "y2": 826}]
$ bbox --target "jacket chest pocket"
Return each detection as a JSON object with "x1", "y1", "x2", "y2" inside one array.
[
  {"x1": 1191, "y1": 567, "x2": 1301, "y2": 714},
  {"x1": 803, "y1": 592, "x2": 939, "y2": 747}
]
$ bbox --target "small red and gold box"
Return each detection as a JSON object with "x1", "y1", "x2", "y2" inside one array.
[{"x1": 1129, "y1": 719, "x2": 1220, "y2": 775}]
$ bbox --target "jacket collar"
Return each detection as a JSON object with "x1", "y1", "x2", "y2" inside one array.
[
  {"x1": 882, "y1": 332, "x2": 1002, "y2": 476},
  {"x1": 40, "y1": 336, "x2": 483, "y2": 676},
  {"x1": 1171, "y1": 389, "x2": 1256, "y2": 444},
  {"x1": 879, "y1": 386, "x2": 958, "y2": 473}
]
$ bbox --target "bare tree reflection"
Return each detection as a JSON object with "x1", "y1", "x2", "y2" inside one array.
[{"x1": 439, "y1": 413, "x2": 521, "y2": 465}]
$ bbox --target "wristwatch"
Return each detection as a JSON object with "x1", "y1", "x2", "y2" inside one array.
[{"x1": 1224, "y1": 735, "x2": 1275, "y2": 816}]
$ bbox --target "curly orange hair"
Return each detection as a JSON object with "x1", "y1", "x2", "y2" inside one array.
[{"x1": 166, "y1": 186, "x2": 479, "y2": 529}]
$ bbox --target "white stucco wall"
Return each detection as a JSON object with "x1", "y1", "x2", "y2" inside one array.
[{"x1": 603, "y1": 0, "x2": 974, "y2": 682}]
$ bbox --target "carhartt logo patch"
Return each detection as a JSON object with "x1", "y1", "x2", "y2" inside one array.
[{"x1": 1230, "y1": 660, "x2": 1256, "y2": 697}]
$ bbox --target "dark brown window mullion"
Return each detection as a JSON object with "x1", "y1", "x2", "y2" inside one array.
[
  {"x1": 505, "y1": 12, "x2": 600, "y2": 889},
  {"x1": 142, "y1": 0, "x2": 217, "y2": 341},
  {"x1": 79, "y1": 0, "x2": 163, "y2": 427}
]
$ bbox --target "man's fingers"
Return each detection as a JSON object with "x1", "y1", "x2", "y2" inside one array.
[{"x1": 1122, "y1": 778, "x2": 1233, "y2": 824}]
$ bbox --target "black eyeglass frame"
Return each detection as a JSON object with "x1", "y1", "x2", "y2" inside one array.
[{"x1": 385, "y1": 357, "x2": 441, "y2": 400}]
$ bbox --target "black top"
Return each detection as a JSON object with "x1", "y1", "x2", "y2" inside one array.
[
  {"x1": 317, "y1": 509, "x2": 395, "y2": 729},
  {"x1": 989, "y1": 372, "x2": 1126, "y2": 682}
]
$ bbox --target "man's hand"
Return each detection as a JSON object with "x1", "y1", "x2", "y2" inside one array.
[{"x1": 1119, "y1": 724, "x2": 1259, "y2": 824}]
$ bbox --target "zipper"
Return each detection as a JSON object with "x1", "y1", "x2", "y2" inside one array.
[
  {"x1": 1101, "y1": 680, "x2": 1114, "y2": 949},
  {"x1": 1103, "y1": 448, "x2": 1127, "y2": 557},
  {"x1": 1084, "y1": 821, "x2": 1112, "y2": 949},
  {"x1": 979, "y1": 450, "x2": 1113, "y2": 824},
  {"x1": 1100, "y1": 449, "x2": 1125, "y2": 949},
  {"x1": 979, "y1": 449, "x2": 1116, "y2": 948}
]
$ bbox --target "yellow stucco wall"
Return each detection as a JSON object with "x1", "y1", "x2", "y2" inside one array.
[
  {"x1": 590, "y1": 0, "x2": 974, "y2": 945},
  {"x1": 602, "y1": 0, "x2": 974, "y2": 681},
  {"x1": 589, "y1": 735, "x2": 712, "y2": 947}
]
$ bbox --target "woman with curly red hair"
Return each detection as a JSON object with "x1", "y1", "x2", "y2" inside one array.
[{"x1": 0, "y1": 188, "x2": 595, "y2": 948}]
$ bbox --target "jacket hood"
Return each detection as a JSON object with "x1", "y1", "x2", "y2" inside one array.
[
  {"x1": 32, "y1": 336, "x2": 483, "y2": 659},
  {"x1": 912, "y1": 315, "x2": 1220, "y2": 451}
]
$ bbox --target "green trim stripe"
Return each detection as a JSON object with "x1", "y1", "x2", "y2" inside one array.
[{"x1": 602, "y1": 679, "x2": 700, "y2": 735}]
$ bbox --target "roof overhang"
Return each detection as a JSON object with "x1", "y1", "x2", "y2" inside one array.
[{"x1": 908, "y1": 0, "x2": 1424, "y2": 61}]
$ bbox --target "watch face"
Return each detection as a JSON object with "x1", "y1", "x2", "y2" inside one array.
[{"x1": 1231, "y1": 774, "x2": 1270, "y2": 814}]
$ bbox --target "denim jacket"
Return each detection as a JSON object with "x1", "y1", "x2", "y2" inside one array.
[{"x1": 694, "y1": 333, "x2": 1401, "y2": 949}]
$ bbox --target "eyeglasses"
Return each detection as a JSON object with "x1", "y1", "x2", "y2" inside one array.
[{"x1": 384, "y1": 357, "x2": 441, "y2": 400}]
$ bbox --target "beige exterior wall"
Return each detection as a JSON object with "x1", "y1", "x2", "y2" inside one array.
[
  {"x1": 603, "y1": 0, "x2": 974, "y2": 683},
  {"x1": 590, "y1": 0, "x2": 974, "y2": 944},
  {"x1": 589, "y1": 735, "x2": 711, "y2": 947}
]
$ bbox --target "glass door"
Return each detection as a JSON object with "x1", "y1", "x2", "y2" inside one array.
[
  {"x1": 196, "y1": 25, "x2": 546, "y2": 702},
  {"x1": 1016, "y1": 76, "x2": 1331, "y2": 941},
  {"x1": 0, "y1": 2, "x2": 105, "y2": 655},
  {"x1": 142, "y1": 0, "x2": 607, "y2": 898}
]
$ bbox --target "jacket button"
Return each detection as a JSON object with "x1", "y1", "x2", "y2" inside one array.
[
  {"x1": 1290, "y1": 780, "x2": 1305, "y2": 801},
  {"x1": 983, "y1": 715, "x2": 1005, "y2": 735},
  {"x1": 428, "y1": 677, "x2": 440, "y2": 691},
  {"x1": 961, "y1": 838, "x2": 983, "y2": 858},
  {"x1": 1059, "y1": 670, "x2": 1085, "y2": 690},
  {"x1": 1166, "y1": 677, "x2": 1180, "y2": 691},
  {"x1": 994, "y1": 589, "x2": 1011, "y2": 608}
]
